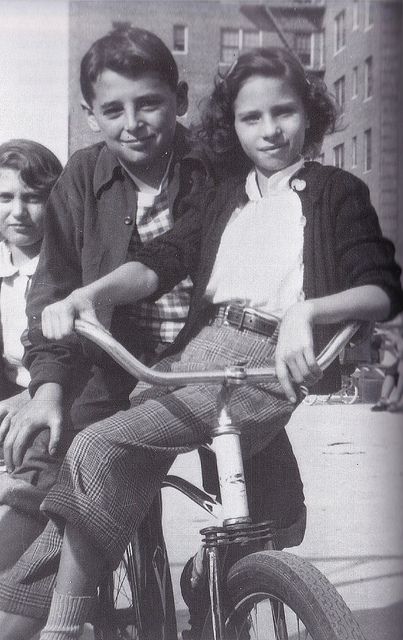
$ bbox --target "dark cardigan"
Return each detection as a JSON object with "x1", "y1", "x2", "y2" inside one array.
[{"x1": 137, "y1": 161, "x2": 403, "y2": 393}]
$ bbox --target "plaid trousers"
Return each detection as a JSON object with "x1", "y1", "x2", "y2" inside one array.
[{"x1": 15, "y1": 321, "x2": 295, "y2": 593}]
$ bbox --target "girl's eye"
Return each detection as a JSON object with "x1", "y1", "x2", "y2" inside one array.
[
  {"x1": 25, "y1": 195, "x2": 43, "y2": 204},
  {"x1": 241, "y1": 113, "x2": 260, "y2": 123}
]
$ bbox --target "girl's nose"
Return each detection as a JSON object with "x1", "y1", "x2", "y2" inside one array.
[
  {"x1": 12, "y1": 198, "x2": 27, "y2": 219},
  {"x1": 262, "y1": 117, "x2": 282, "y2": 140}
]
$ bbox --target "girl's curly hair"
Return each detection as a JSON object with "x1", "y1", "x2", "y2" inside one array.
[{"x1": 198, "y1": 47, "x2": 338, "y2": 165}]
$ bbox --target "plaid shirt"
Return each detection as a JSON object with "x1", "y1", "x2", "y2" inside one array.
[{"x1": 127, "y1": 176, "x2": 193, "y2": 344}]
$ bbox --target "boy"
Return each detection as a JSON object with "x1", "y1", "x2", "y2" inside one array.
[{"x1": 0, "y1": 26, "x2": 305, "y2": 639}]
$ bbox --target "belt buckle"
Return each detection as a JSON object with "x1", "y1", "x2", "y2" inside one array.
[{"x1": 225, "y1": 304, "x2": 248, "y2": 331}]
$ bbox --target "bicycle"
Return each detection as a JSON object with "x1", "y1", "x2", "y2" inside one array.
[{"x1": 74, "y1": 319, "x2": 366, "y2": 640}]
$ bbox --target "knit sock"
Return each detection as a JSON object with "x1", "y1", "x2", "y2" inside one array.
[{"x1": 39, "y1": 590, "x2": 96, "y2": 640}]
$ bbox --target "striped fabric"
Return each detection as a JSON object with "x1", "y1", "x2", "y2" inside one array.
[{"x1": 13, "y1": 322, "x2": 296, "y2": 605}]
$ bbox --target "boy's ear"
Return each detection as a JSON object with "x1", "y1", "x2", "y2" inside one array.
[
  {"x1": 81, "y1": 100, "x2": 101, "y2": 133},
  {"x1": 176, "y1": 81, "x2": 189, "y2": 117}
]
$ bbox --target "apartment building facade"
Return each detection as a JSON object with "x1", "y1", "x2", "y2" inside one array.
[{"x1": 69, "y1": 0, "x2": 403, "y2": 264}]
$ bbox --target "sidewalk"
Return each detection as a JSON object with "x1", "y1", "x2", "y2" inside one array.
[{"x1": 163, "y1": 401, "x2": 403, "y2": 640}]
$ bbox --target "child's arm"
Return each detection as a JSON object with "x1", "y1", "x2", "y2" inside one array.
[
  {"x1": 41, "y1": 262, "x2": 159, "y2": 340},
  {"x1": 276, "y1": 284, "x2": 391, "y2": 403}
]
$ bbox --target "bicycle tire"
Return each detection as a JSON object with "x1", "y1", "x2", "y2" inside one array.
[{"x1": 221, "y1": 551, "x2": 366, "y2": 640}]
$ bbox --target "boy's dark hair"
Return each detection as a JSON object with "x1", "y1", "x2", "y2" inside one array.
[
  {"x1": 199, "y1": 46, "x2": 337, "y2": 163},
  {"x1": 0, "y1": 139, "x2": 63, "y2": 199},
  {"x1": 80, "y1": 25, "x2": 179, "y2": 106}
]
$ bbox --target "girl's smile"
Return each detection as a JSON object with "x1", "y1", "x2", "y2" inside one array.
[{"x1": 234, "y1": 75, "x2": 309, "y2": 178}]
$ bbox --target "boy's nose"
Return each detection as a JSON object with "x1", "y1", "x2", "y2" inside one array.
[{"x1": 124, "y1": 107, "x2": 143, "y2": 134}]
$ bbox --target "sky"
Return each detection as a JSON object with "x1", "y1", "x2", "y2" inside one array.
[{"x1": 0, "y1": 0, "x2": 69, "y2": 164}]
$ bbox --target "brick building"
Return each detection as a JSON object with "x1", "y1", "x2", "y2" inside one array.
[{"x1": 69, "y1": 0, "x2": 402, "y2": 265}]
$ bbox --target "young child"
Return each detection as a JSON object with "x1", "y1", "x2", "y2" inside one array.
[
  {"x1": 14, "y1": 46, "x2": 402, "y2": 640},
  {"x1": 0, "y1": 138, "x2": 62, "y2": 568},
  {"x1": 0, "y1": 139, "x2": 62, "y2": 405},
  {"x1": 0, "y1": 33, "x2": 305, "y2": 640}
]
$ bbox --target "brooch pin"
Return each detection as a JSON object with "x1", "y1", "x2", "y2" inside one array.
[{"x1": 290, "y1": 178, "x2": 306, "y2": 192}]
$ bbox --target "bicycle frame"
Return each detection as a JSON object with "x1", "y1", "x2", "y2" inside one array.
[{"x1": 75, "y1": 319, "x2": 361, "y2": 640}]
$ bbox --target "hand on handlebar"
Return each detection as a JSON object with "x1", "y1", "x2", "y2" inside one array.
[
  {"x1": 42, "y1": 289, "x2": 102, "y2": 340},
  {"x1": 275, "y1": 302, "x2": 323, "y2": 403}
]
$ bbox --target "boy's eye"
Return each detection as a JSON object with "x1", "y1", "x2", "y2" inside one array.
[
  {"x1": 102, "y1": 106, "x2": 123, "y2": 118},
  {"x1": 0, "y1": 194, "x2": 12, "y2": 203},
  {"x1": 138, "y1": 98, "x2": 163, "y2": 111}
]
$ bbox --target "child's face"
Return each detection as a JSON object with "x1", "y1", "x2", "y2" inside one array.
[
  {"x1": 234, "y1": 75, "x2": 309, "y2": 178},
  {"x1": 0, "y1": 168, "x2": 45, "y2": 249},
  {"x1": 85, "y1": 70, "x2": 187, "y2": 177}
]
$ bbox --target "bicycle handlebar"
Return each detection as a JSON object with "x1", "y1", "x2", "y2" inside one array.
[{"x1": 74, "y1": 319, "x2": 361, "y2": 387}]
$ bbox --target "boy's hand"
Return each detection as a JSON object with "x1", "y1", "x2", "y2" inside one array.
[
  {"x1": 275, "y1": 301, "x2": 322, "y2": 403},
  {"x1": 1, "y1": 383, "x2": 63, "y2": 472},
  {"x1": 42, "y1": 288, "x2": 102, "y2": 340}
]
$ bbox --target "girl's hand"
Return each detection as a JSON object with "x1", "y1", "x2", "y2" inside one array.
[
  {"x1": 41, "y1": 288, "x2": 102, "y2": 341},
  {"x1": 1, "y1": 384, "x2": 63, "y2": 471},
  {"x1": 0, "y1": 390, "x2": 31, "y2": 444},
  {"x1": 275, "y1": 301, "x2": 322, "y2": 402}
]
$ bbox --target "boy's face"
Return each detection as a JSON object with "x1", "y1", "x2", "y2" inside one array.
[
  {"x1": 84, "y1": 70, "x2": 187, "y2": 180},
  {"x1": 0, "y1": 168, "x2": 45, "y2": 249}
]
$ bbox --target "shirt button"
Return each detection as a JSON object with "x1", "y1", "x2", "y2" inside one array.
[{"x1": 124, "y1": 216, "x2": 133, "y2": 225}]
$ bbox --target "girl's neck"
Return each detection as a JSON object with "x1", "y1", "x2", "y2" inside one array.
[{"x1": 9, "y1": 241, "x2": 41, "y2": 268}]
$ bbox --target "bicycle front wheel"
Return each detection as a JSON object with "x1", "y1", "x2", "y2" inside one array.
[{"x1": 223, "y1": 551, "x2": 366, "y2": 640}]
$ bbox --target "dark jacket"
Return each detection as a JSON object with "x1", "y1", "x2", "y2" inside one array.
[
  {"x1": 136, "y1": 161, "x2": 403, "y2": 393},
  {"x1": 24, "y1": 125, "x2": 219, "y2": 395}
]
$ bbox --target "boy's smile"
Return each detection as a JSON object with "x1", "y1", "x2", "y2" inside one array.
[
  {"x1": 233, "y1": 75, "x2": 309, "y2": 179},
  {"x1": 0, "y1": 168, "x2": 45, "y2": 250},
  {"x1": 85, "y1": 70, "x2": 187, "y2": 186}
]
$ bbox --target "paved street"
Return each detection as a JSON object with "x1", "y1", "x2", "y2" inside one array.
[{"x1": 163, "y1": 401, "x2": 403, "y2": 640}]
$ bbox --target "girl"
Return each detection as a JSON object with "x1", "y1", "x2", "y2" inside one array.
[
  {"x1": 15, "y1": 48, "x2": 402, "y2": 639},
  {"x1": 0, "y1": 139, "x2": 62, "y2": 407}
]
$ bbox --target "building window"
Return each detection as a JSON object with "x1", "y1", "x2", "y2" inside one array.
[
  {"x1": 220, "y1": 28, "x2": 260, "y2": 64},
  {"x1": 352, "y1": 66, "x2": 358, "y2": 98},
  {"x1": 221, "y1": 29, "x2": 239, "y2": 64},
  {"x1": 333, "y1": 143, "x2": 345, "y2": 169},
  {"x1": 364, "y1": 1, "x2": 374, "y2": 29},
  {"x1": 364, "y1": 129, "x2": 372, "y2": 171},
  {"x1": 352, "y1": 136, "x2": 358, "y2": 167},
  {"x1": 334, "y1": 10, "x2": 346, "y2": 54},
  {"x1": 319, "y1": 31, "x2": 325, "y2": 67},
  {"x1": 243, "y1": 30, "x2": 260, "y2": 50},
  {"x1": 334, "y1": 76, "x2": 346, "y2": 113},
  {"x1": 364, "y1": 56, "x2": 373, "y2": 99},
  {"x1": 173, "y1": 25, "x2": 188, "y2": 53},
  {"x1": 294, "y1": 32, "x2": 312, "y2": 66},
  {"x1": 352, "y1": 0, "x2": 359, "y2": 30}
]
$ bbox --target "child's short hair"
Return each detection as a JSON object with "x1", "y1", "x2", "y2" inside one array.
[
  {"x1": 80, "y1": 25, "x2": 179, "y2": 106},
  {"x1": 199, "y1": 46, "x2": 337, "y2": 162},
  {"x1": 0, "y1": 139, "x2": 63, "y2": 199}
]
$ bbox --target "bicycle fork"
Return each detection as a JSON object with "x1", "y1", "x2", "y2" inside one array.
[{"x1": 203, "y1": 373, "x2": 284, "y2": 640}]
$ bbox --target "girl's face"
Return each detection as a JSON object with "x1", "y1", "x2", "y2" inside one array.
[
  {"x1": 0, "y1": 168, "x2": 45, "y2": 249},
  {"x1": 233, "y1": 75, "x2": 309, "y2": 178}
]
